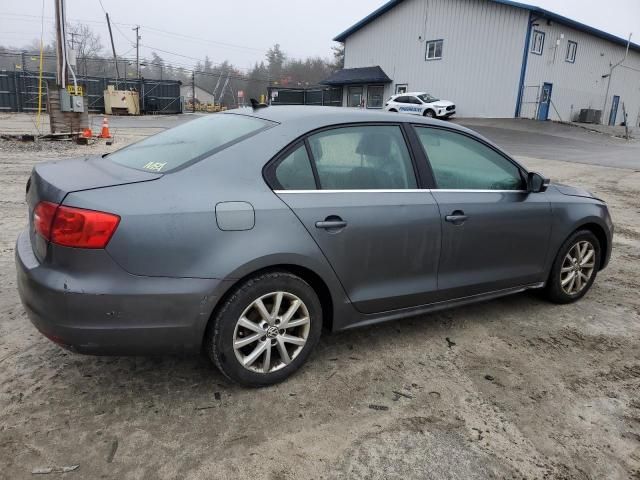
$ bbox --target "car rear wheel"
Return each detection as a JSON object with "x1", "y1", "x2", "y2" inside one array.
[
  {"x1": 205, "y1": 271, "x2": 322, "y2": 387},
  {"x1": 423, "y1": 109, "x2": 436, "y2": 118},
  {"x1": 545, "y1": 230, "x2": 600, "y2": 304},
  {"x1": 388, "y1": 108, "x2": 398, "y2": 112}
]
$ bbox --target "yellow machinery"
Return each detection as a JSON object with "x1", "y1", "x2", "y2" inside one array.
[
  {"x1": 104, "y1": 85, "x2": 140, "y2": 115},
  {"x1": 185, "y1": 100, "x2": 227, "y2": 113}
]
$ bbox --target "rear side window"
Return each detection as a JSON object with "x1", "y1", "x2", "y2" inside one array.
[
  {"x1": 108, "y1": 113, "x2": 273, "y2": 173},
  {"x1": 275, "y1": 144, "x2": 316, "y2": 190},
  {"x1": 415, "y1": 127, "x2": 524, "y2": 190},
  {"x1": 307, "y1": 125, "x2": 417, "y2": 190}
]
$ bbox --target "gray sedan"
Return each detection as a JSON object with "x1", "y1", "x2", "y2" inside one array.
[{"x1": 16, "y1": 106, "x2": 613, "y2": 386}]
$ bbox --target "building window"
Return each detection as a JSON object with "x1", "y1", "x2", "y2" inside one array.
[
  {"x1": 425, "y1": 40, "x2": 443, "y2": 60},
  {"x1": 565, "y1": 40, "x2": 577, "y2": 63},
  {"x1": 395, "y1": 84, "x2": 408, "y2": 95},
  {"x1": 347, "y1": 86, "x2": 364, "y2": 107},
  {"x1": 531, "y1": 30, "x2": 545, "y2": 55},
  {"x1": 366, "y1": 85, "x2": 384, "y2": 109}
]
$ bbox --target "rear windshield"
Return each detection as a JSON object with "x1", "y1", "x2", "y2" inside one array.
[{"x1": 107, "y1": 113, "x2": 274, "y2": 173}]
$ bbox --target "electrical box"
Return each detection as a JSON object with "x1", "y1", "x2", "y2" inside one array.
[
  {"x1": 58, "y1": 89, "x2": 84, "y2": 112},
  {"x1": 59, "y1": 89, "x2": 72, "y2": 112},
  {"x1": 71, "y1": 95, "x2": 84, "y2": 112}
]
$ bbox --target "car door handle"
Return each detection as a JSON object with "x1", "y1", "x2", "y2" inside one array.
[
  {"x1": 315, "y1": 218, "x2": 347, "y2": 230},
  {"x1": 445, "y1": 211, "x2": 468, "y2": 225}
]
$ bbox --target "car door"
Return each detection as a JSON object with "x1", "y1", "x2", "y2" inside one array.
[
  {"x1": 269, "y1": 124, "x2": 442, "y2": 314},
  {"x1": 413, "y1": 126, "x2": 552, "y2": 300},
  {"x1": 399, "y1": 96, "x2": 423, "y2": 115}
]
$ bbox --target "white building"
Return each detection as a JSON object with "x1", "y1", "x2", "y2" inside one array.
[{"x1": 323, "y1": 0, "x2": 640, "y2": 125}]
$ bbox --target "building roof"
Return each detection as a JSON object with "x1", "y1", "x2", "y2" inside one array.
[
  {"x1": 320, "y1": 66, "x2": 392, "y2": 85},
  {"x1": 333, "y1": 0, "x2": 639, "y2": 53}
]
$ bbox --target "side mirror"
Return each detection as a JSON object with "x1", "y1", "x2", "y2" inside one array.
[{"x1": 527, "y1": 172, "x2": 550, "y2": 193}]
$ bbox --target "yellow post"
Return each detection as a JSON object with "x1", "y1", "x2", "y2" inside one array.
[{"x1": 36, "y1": 40, "x2": 44, "y2": 130}]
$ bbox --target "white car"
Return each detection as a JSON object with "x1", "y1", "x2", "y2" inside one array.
[{"x1": 385, "y1": 92, "x2": 456, "y2": 118}]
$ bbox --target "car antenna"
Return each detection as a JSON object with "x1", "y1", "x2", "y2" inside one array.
[{"x1": 250, "y1": 98, "x2": 268, "y2": 109}]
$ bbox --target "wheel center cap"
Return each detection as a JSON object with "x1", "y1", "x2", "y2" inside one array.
[{"x1": 266, "y1": 326, "x2": 279, "y2": 339}]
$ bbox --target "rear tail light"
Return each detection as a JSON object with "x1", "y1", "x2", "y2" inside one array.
[{"x1": 34, "y1": 201, "x2": 120, "y2": 248}]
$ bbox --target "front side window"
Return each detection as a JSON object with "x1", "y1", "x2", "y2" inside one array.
[
  {"x1": 307, "y1": 126, "x2": 417, "y2": 190},
  {"x1": 415, "y1": 127, "x2": 524, "y2": 190},
  {"x1": 566, "y1": 40, "x2": 577, "y2": 63},
  {"x1": 417, "y1": 93, "x2": 439, "y2": 103},
  {"x1": 108, "y1": 113, "x2": 272, "y2": 172},
  {"x1": 531, "y1": 30, "x2": 545, "y2": 55},
  {"x1": 409, "y1": 96, "x2": 422, "y2": 105},
  {"x1": 425, "y1": 39, "x2": 443, "y2": 60},
  {"x1": 367, "y1": 86, "x2": 384, "y2": 109},
  {"x1": 348, "y1": 86, "x2": 363, "y2": 107},
  {"x1": 274, "y1": 144, "x2": 316, "y2": 190}
]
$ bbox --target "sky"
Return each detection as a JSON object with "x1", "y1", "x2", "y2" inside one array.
[{"x1": 1, "y1": 0, "x2": 638, "y2": 72}]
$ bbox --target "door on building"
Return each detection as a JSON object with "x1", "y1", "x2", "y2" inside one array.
[
  {"x1": 347, "y1": 86, "x2": 364, "y2": 107},
  {"x1": 537, "y1": 82, "x2": 553, "y2": 120},
  {"x1": 608, "y1": 95, "x2": 620, "y2": 126}
]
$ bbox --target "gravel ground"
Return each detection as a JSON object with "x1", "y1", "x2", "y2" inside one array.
[{"x1": 0, "y1": 126, "x2": 639, "y2": 479}]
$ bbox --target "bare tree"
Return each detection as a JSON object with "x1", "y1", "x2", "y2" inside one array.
[{"x1": 65, "y1": 23, "x2": 104, "y2": 75}]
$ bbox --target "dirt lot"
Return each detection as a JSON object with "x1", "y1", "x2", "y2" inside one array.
[{"x1": 0, "y1": 116, "x2": 639, "y2": 479}]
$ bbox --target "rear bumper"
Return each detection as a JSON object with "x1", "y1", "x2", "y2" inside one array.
[{"x1": 15, "y1": 229, "x2": 226, "y2": 355}]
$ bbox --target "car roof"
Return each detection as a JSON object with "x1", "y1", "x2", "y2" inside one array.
[
  {"x1": 393, "y1": 92, "x2": 429, "y2": 97},
  {"x1": 219, "y1": 105, "x2": 489, "y2": 147},
  {"x1": 224, "y1": 105, "x2": 457, "y2": 129}
]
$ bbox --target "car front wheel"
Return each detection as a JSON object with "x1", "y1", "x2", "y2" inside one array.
[
  {"x1": 424, "y1": 109, "x2": 436, "y2": 118},
  {"x1": 206, "y1": 271, "x2": 322, "y2": 387},
  {"x1": 545, "y1": 230, "x2": 600, "y2": 304}
]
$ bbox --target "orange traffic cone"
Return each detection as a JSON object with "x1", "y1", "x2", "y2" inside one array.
[
  {"x1": 99, "y1": 117, "x2": 111, "y2": 139},
  {"x1": 81, "y1": 127, "x2": 93, "y2": 138}
]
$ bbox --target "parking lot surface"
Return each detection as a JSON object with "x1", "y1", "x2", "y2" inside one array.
[{"x1": 0, "y1": 113, "x2": 639, "y2": 479}]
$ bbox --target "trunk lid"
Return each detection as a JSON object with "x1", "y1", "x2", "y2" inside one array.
[{"x1": 26, "y1": 155, "x2": 161, "y2": 261}]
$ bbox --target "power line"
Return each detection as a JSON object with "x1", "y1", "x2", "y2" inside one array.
[
  {"x1": 96, "y1": 0, "x2": 135, "y2": 45},
  {"x1": 139, "y1": 26, "x2": 264, "y2": 53}
]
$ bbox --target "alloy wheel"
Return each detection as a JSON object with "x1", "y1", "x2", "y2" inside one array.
[
  {"x1": 560, "y1": 240, "x2": 596, "y2": 295},
  {"x1": 233, "y1": 291, "x2": 311, "y2": 374}
]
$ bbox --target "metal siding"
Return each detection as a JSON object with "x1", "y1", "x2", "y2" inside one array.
[
  {"x1": 344, "y1": 0, "x2": 529, "y2": 117},
  {"x1": 523, "y1": 21, "x2": 640, "y2": 124}
]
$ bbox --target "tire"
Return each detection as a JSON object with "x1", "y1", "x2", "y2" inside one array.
[
  {"x1": 423, "y1": 109, "x2": 436, "y2": 118},
  {"x1": 389, "y1": 108, "x2": 398, "y2": 113},
  {"x1": 545, "y1": 230, "x2": 600, "y2": 304},
  {"x1": 205, "y1": 271, "x2": 322, "y2": 387}
]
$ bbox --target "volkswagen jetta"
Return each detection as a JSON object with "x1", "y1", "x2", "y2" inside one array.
[{"x1": 16, "y1": 106, "x2": 613, "y2": 386}]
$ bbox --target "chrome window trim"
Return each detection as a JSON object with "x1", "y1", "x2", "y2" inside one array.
[
  {"x1": 433, "y1": 189, "x2": 528, "y2": 193},
  {"x1": 274, "y1": 189, "x2": 430, "y2": 194},
  {"x1": 274, "y1": 189, "x2": 528, "y2": 194}
]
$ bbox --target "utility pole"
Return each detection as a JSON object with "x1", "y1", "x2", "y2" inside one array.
[
  {"x1": 192, "y1": 70, "x2": 196, "y2": 113},
  {"x1": 603, "y1": 33, "x2": 632, "y2": 125},
  {"x1": 132, "y1": 25, "x2": 140, "y2": 78},
  {"x1": 69, "y1": 32, "x2": 79, "y2": 50},
  {"x1": 54, "y1": 0, "x2": 66, "y2": 87},
  {"x1": 105, "y1": 12, "x2": 119, "y2": 88}
]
